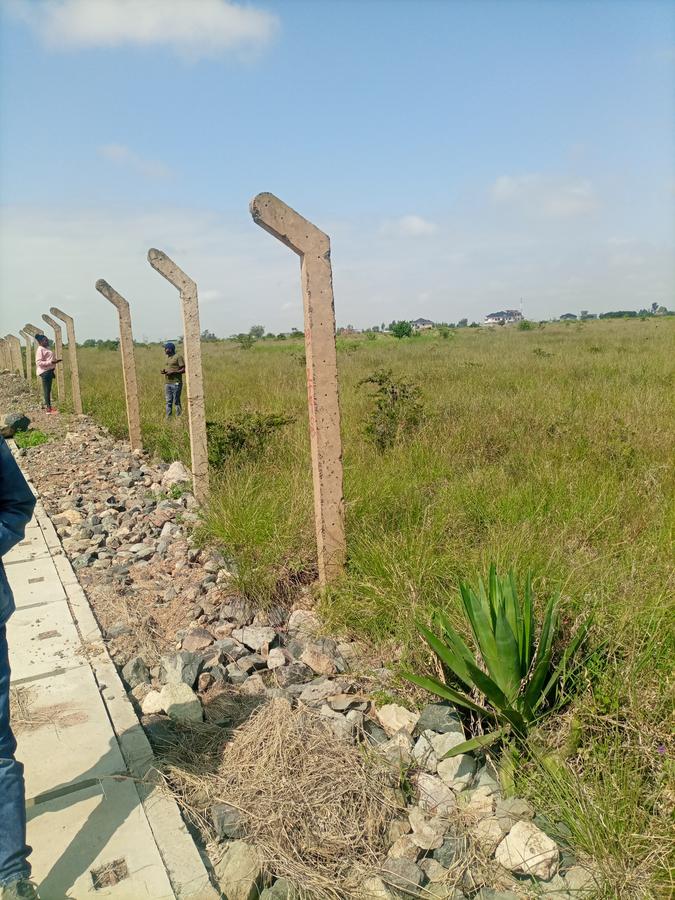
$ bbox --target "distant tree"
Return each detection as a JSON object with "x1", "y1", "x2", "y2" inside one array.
[
  {"x1": 275, "y1": 333, "x2": 287, "y2": 340},
  {"x1": 580, "y1": 310, "x2": 589, "y2": 319},
  {"x1": 249, "y1": 325, "x2": 265, "y2": 339},
  {"x1": 469, "y1": 321, "x2": 479, "y2": 328},
  {"x1": 372, "y1": 325, "x2": 380, "y2": 332},
  {"x1": 201, "y1": 328, "x2": 218, "y2": 341},
  {"x1": 233, "y1": 333, "x2": 255, "y2": 350},
  {"x1": 265, "y1": 332, "x2": 275, "y2": 340},
  {"x1": 390, "y1": 320, "x2": 413, "y2": 339},
  {"x1": 381, "y1": 322, "x2": 386, "y2": 332},
  {"x1": 651, "y1": 302, "x2": 659, "y2": 314},
  {"x1": 457, "y1": 318, "x2": 468, "y2": 328}
]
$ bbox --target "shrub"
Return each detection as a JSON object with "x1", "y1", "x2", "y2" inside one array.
[
  {"x1": 404, "y1": 566, "x2": 592, "y2": 756},
  {"x1": 390, "y1": 320, "x2": 413, "y2": 339},
  {"x1": 518, "y1": 320, "x2": 534, "y2": 331},
  {"x1": 233, "y1": 333, "x2": 256, "y2": 350},
  {"x1": 437, "y1": 325, "x2": 452, "y2": 339},
  {"x1": 359, "y1": 369, "x2": 423, "y2": 451},
  {"x1": 206, "y1": 412, "x2": 294, "y2": 467}
]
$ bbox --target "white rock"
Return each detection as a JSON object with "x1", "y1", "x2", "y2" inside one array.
[
  {"x1": 377, "y1": 703, "x2": 419, "y2": 736},
  {"x1": 430, "y1": 730, "x2": 466, "y2": 759},
  {"x1": 412, "y1": 730, "x2": 439, "y2": 772},
  {"x1": 357, "y1": 876, "x2": 394, "y2": 899},
  {"x1": 159, "y1": 682, "x2": 203, "y2": 723},
  {"x1": 141, "y1": 690, "x2": 164, "y2": 715},
  {"x1": 437, "y1": 752, "x2": 476, "y2": 791},
  {"x1": 214, "y1": 840, "x2": 263, "y2": 900},
  {"x1": 416, "y1": 773, "x2": 456, "y2": 816},
  {"x1": 408, "y1": 806, "x2": 445, "y2": 850},
  {"x1": 232, "y1": 626, "x2": 276, "y2": 652},
  {"x1": 494, "y1": 820, "x2": 559, "y2": 880},
  {"x1": 378, "y1": 731, "x2": 414, "y2": 768},
  {"x1": 564, "y1": 865, "x2": 596, "y2": 895},
  {"x1": 161, "y1": 461, "x2": 191, "y2": 488},
  {"x1": 266, "y1": 648, "x2": 286, "y2": 669},
  {"x1": 461, "y1": 786, "x2": 495, "y2": 819},
  {"x1": 387, "y1": 834, "x2": 421, "y2": 861},
  {"x1": 287, "y1": 608, "x2": 321, "y2": 637},
  {"x1": 472, "y1": 816, "x2": 503, "y2": 853}
]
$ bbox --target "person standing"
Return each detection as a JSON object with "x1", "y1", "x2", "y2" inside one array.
[
  {"x1": 0, "y1": 438, "x2": 38, "y2": 899},
  {"x1": 34, "y1": 336, "x2": 60, "y2": 414},
  {"x1": 161, "y1": 342, "x2": 185, "y2": 418}
]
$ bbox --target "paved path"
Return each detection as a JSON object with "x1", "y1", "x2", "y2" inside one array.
[{"x1": 5, "y1": 461, "x2": 218, "y2": 900}]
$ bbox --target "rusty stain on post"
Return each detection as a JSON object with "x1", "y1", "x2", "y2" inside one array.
[
  {"x1": 19, "y1": 330, "x2": 33, "y2": 383},
  {"x1": 147, "y1": 249, "x2": 209, "y2": 505},
  {"x1": 41, "y1": 314, "x2": 65, "y2": 400},
  {"x1": 95, "y1": 279, "x2": 142, "y2": 450},
  {"x1": 250, "y1": 192, "x2": 346, "y2": 584},
  {"x1": 50, "y1": 307, "x2": 83, "y2": 415}
]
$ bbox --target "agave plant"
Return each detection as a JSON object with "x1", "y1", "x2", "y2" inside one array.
[{"x1": 405, "y1": 566, "x2": 591, "y2": 757}]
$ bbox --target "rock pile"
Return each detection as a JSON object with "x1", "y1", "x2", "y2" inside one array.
[{"x1": 12, "y1": 406, "x2": 596, "y2": 899}]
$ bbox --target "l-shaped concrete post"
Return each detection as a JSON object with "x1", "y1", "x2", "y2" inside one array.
[
  {"x1": 41, "y1": 314, "x2": 65, "y2": 400},
  {"x1": 50, "y1": 307, "x2": 83, "y2": 415},
  {"x1": 0, "y1": 339, "x2": 10, "y2": 372},
  {"x1": 19, "y1": 330, "x2": 33, "y2": 383},
  {"x1": 250, "y1": 192, "x2": 346, "y2": 584},
  {"x1": 95, "y1": 280, "x2": 142, "y2": 450},
  {"x1": 147, "y1": 249, "x2": 209, "y2": 505}
]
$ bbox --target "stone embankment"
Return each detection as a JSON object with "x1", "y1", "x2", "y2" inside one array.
[{"x1": 1, "y1": 371, "x2": 597, "y2": 899}]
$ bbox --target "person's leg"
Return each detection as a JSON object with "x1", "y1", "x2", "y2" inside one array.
[
  {"x1": 164, "y1": 383, "x2": 173, "y2": 417},
  {"x1": 174, "y1": 382, "x2": 182, "y2": 416},
  {"x1": 0, "y1": 624, "x2": 32, "y2": 887},
  {"x1": 45, "y1": 371, "x2": 54, "y2": 410},
  {"x1": 39, "y1": 373, "x2": 49, "y2": 408}
]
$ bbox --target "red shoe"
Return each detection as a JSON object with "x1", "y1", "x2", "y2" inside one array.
[{"x1": 47, "y1": 407, "x2": 59, "y2": 414}]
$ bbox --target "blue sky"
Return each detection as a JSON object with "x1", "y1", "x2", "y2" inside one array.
[{"x1": 1, "y1": 0, "x2": 673, "y2": 339}]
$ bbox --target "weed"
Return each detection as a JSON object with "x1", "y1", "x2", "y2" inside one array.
[
  {"x1": 206, "y1": 412, "x2": 294, "y2": 468},
  {"x1": 13, "y1": 429, "x2": 48, "y2": 449},
  {"x1": 359, "y1": 369, "x2": 423, "y2": 451}
]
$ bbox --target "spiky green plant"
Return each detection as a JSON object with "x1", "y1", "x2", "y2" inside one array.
[{"x1": 404, "y1": 566, "x2": 592, "y2": 757}]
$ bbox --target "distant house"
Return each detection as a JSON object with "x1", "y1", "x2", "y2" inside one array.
[
  {"x1": 483, "y1": 309, "x2": 524, "y2": 326},
  {"x1": 560, "y1": 313, "x2": 577, "y2": 320},
  {"x1": 411, "y1": 317, "x2": 435, "y2": 331}
]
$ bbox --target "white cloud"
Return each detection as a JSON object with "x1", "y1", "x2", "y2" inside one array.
[
  {"x1": 380, "y1": 214, "x2": 438, "y2": 237},
  {"x1": 491, "y1": 174, "x2": 599, "y2": 218},
  {"x1": 99, "y1": 143, "x2": 172, "y2": 178},
  {"x1": 8, "y1": 0, "x2": 278, "y2": 58}
]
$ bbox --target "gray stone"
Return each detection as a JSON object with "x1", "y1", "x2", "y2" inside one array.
[
  {"x1": 275, "y1": 661, "x2": 313, "y2": 687},
  {"x1": 106, "y1": 621, "x2": 132, "y2": 639},
  {"x1": 471, "y1": 816, "x2": 503, "y2": 853},
  {"x1": 214, "y1": 840, "x2": 263, "y2": 900},
  {"x1": 494, "y1": 797, "x2": 534, "y2": 833},
  {"x1": 159, "y1": 650, "x2": 201, "y2": 687},
  {"x1": 357, "y1": 876, "x2": 394, "y2": 899},
  {"x1": 160, "y1": 683, "x2": 203, "y2": 723},
  {"x1": 287, "y1": 608, "x2": 321, "y2": 637},
  {"x1": 236, "y1": 653, "x2": 267, "y2": 673},
  {"x1": 379, "y1": 731, "x2": 414, "y2": 768},
  {"x1": 226, "y1": 662, "x2": 249, "y2": 685},
  {"x1": 181, "y1": 627, "x2": 214, "y2": 652},
  {"x1": 364, "y1": 720, "x2": 389, "y2": 745},
  {"x1": 298, "y1": 678, "x2": 338, "y2": 706},
  {"x1": 214, "y1": 637, "x2": 248, "y2": 661},
  {"x1": 2, "y1": 412, "x2": 30, "y2": 433},
  {"x1": 162, "y1": 460, "x2": 191, "y2": 488},
  {"x1": 564, "y1": 866, "x2": 596, "y2": 895},
  {"x1": 259, "y1": 878, "x2": 297, "y2": 900},
  {"x1": 431, "y1": 830, "x2": 468, "y2": 868},
  {"x1": 121, "y1": 655, "x2": 150, "y2": 688},
  {"x1": 232, "y1": 626, "x2": 277, "y2": 652},
  {"x1": 436, "y1": 752, "x2": 476, "y2": 791},
  {"x1": 416, "y1": 704, "x2": 462, "y2": 735},
  {"x1": 211, "y1": 802, "x2": 244, "y2": 841},
  {"x1": 412, "y1": 730, "x2": 438, "y2": 773},
  {"x1": 407, "y1": 806, "x2": 445, "y2": 850},
  {"x1": 416, "y1": 773, "x2": 456, "y2": 815},
  {"x1": 380, "y1": 857, "x2": 425, "y2": 896},
  {"x1": 239, "y1": 673, "x2": 267, "y2": 696},
  {"x1": 266, "y1": 647, "x2": 287, "y2": 669},
  {"x1": 387, "y1": 834, "x2": 422, "y2": 861}
]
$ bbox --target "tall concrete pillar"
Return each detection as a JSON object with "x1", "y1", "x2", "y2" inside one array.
[
  {"x1": 49, "y1": 307, "x2": 83, "y2": 415},
  {"x1": 6, "y1": 335, "x2": 24, "y2": 376},
  {"x1": 41, "y1": 314, "x2": 66, "y2": 400},
  {"x1": 147, "y1": 249, "x2": 209, "y2": 505},
  {"x1": 250, "y1": 192, "x2": 346, "y2": 584},
  {"x1": 19, "y1": 330, "x2": 33, "y2": 383},
  {"x1": 0, "y1": 339, "x2": 10, "y2": 371},
  {"x1": 95, "y1": 280, "x2": 142, "y2": 450}
]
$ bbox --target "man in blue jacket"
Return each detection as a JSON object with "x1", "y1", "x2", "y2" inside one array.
[{"x1": 0, "y1": 438, "x2": 38, "y2": 900}]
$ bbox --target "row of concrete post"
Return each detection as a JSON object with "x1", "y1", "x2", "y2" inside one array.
[{"x1": 2, "y1": 193, "x2": 346, "y2": 585}]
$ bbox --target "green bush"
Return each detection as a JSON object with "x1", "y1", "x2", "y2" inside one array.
[
  {"x1": 390, "y1": 320, "x2": 413, "y2": 339},
  {"x1": 359, "y1": 369, "x2": 423, "y2": 451},
  {"x1": 206, "y1": 412, "x2": 294, "y2": 467},
  {"x1": 405, "y1": 566, "x2": 592, "y2": 756},
  {"x1": 518, "y1": 320, "x2": 534, "y2": 331}
]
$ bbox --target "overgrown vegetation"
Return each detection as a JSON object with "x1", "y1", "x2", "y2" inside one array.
[
  {"x1": 77, "y1": 318, "x2": 675, "y2": 895},
  {"x1": 206, "y1": 412, "x2": 294, "y2": 468},
  {"x1": 359, "y1": 369, "x2": 423, "y2": 451}
]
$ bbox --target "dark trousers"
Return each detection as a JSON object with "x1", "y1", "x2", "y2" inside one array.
[
  {"x1": 40, "y1": 370, "x2": 55, "y2": 408},
  {"x1": 0, "y1": 624, "x2": 31, "y2": 885}
]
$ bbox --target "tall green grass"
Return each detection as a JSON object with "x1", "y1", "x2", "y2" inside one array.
[{"x1": 78, "y1": 318, "x2": 674, "y2": 895}]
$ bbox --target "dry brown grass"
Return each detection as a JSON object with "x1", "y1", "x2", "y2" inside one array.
[{"x1": 160, "y1": 697, "x2": 403, "y2": 898}]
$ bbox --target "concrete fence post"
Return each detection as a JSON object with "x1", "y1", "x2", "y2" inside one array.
[
  {"x1": 50, "y1": 307, "x2": 83, "y2": 415},
  {"x1": 147, "y1": 249, "x2": 209, "y2": 505},
  {"x1": 250, "y1": 192, "x2": 346, "y2": 584},
  {"x1": 6, "y1": 335, "x2": 24, "y2": 376},
  {"x1": 19, "y1": 330, "x2": 33, "y2": 383},
  {"x1": 41, "y1": 314, "x2": 66, "y2": 400},
  {"x1": 0, "y1": 339, "x2": 10, "y2": 371},
  {"x1": 95, "y1": 279, "x2": 142, "y2": 450}
]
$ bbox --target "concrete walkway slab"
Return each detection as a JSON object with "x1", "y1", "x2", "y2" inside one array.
[{"x1": 5, "y1": 458, "x2": 218, "y2": 900}]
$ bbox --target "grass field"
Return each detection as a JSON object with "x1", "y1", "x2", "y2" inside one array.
[{"x1": 69, "y1": 318, "x2": 673, "y2": 895}]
